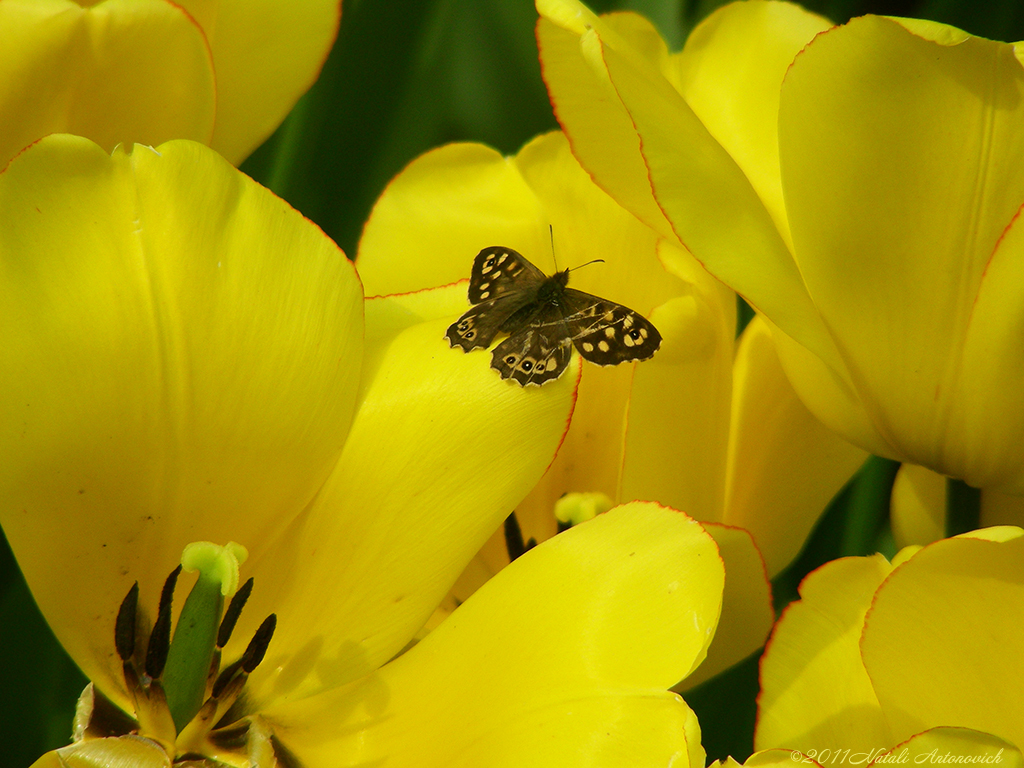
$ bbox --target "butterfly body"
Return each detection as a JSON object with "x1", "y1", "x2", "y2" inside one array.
[{"x1": 446, "y1": 247, "x2": 662, "y2": 386}]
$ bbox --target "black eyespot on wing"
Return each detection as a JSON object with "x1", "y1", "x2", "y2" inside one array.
[
  {"x1": 490, "y1": 327, "x2": 573, "y2": 386},
  {"x1": 446, "y1": 293, "x2": 534, "y2": 352}
]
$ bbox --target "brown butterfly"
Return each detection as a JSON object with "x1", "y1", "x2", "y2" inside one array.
[{"x1": 445, "y1": 247, "x2": 662, "y2": 386}]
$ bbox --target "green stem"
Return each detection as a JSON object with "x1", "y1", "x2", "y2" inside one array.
[{"x1": 945, "y1": 478, "x2": 981, "y2": 537}]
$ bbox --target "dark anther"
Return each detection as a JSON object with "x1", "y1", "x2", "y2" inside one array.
[
  {"x1": 241, "y1": 614, "x2": 277, "y2": 673},
  {"x1": 115, "y1": 582, "x2": 139, "y2": 661},
  {"x1": 211, "y1": 659, "x2": 243, "y2": 699},
  {"x1": 217, "y1": 577, "x2": 254, "y2": 649},
  {"x1": 271, "y1": 733, "x2": 303, "y2": 768},
  {"x1": 145, "y1": 565, "x2": 181, "y2": 679},
  {"x1": 208, "y1": 720, "x2": 251, "y2": 749},
  {"x1": 557, "y1": 519, "x2": 572, "y2": 534},
  {"x1": 504, "y1": 512, "x2": 527, "y2": 561}
]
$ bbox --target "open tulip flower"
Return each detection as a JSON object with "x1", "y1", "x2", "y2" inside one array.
[
  {"x1": 757, "y1": 527, "x2": 1024, "y2": 761},
  {"x1": 356, "y1": 129, "x2": 866, "y2": 687},
  {"x1": 537, "y1": 0, "x2": 1024, "y2": 494},
  {"x1": 0, "y1": 0, "x2": 339, "y2": 168},
  {"x1": 0, "y1": 134, "x2": 718, "y2": 764}
]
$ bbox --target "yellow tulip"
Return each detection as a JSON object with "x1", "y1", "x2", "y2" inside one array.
[
  {"x1": 758, "y1": 528, "x2": 1024, "y2": 757},
  {"x1": 357, "y1": 130, "x2": 866, "y2": 686},
  {"x1": 0, "y1": 135, "x2": 615, "y2": 763},
  {"x1": 0, "y1": 0, "x2": 339, "y2": 168},
  {"x1": 538, "y1": 0, "x2": 1024, "y2": 493}
]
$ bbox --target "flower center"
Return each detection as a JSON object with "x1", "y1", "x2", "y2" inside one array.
[{"x1": 68, "y1": 542, "x2": 284, "y2": 766}]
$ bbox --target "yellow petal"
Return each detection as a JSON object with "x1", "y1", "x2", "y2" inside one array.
[
  {"x1": 357, "y1": 130, "x2": 695, "y2": 522},
  {"x1": 861, "y1": 530, "x2": 1024, "y2": 747},
  {"x1": 249, "y1": 285, "x2": 581, "y2": 704},
  {"x1": 619, "y1": 243, "x2": 736, "y2": 519},
  {"x1": 778, "y1": 16, "x2": 1024, "y2": 479},
  {"x1": 0, "y1": 136, "x2": 362, "y2": 702},
  {"x1": 277, "y1": 502, "x2": 721, "y2": 767},
  {"x1": 355, "y1": 141, "x2": 547, "y2": 297},
  {"x1": 891, "y1": 464, "x2": 1024, "y2": 549},
  {"x1": 770, "y1": 319, "x2": 892, "y2": 458},
  {"x1": 512, "y1": 135, "x2": 694, "y2": 518},
  {"x1": 885, "y1": 728, "x2": 1023, "y2": 768},
  {"x1": 890, "y1": 463, "x2": 946, "y2": 548},
  {"x1": 678, "y1": 523, "x2": 773, "y2": 690},
  {"x1": 539, "y1": 0, "x2": 840, "y2": 371},
  {"x1": 535, "y1": 2, "x2": 677, "y2": 242},
  {"x1": 726, "y1": 317, "x2": 867, "y2": 575},
  {"x1": 0, "y1": 0, "x2": 215, "y2": 169},
  {"x1": 177, "y1": 0, "x2": 341, "y2": 164},
  {"x1": 669, "y1": 1, "x2": 831, "y2": 250},
  {"x1": 756, "y1": 554, "x2": 894, "y2": 752},
  {"x1": 957, "y1": 201, "x2": 1024, "y2": 491}
]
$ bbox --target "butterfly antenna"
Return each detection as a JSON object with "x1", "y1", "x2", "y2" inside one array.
[
  {"x1": 568, "y1": 259, "x2": 606, "y2": 272},
  {"x1": 548, "y1": 224, "x2": 557, "y2": 270}
]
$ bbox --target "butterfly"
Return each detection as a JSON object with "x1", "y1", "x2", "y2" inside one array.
[{"x1": 445, "y1": 246, "x2": 662, "y2": 386}]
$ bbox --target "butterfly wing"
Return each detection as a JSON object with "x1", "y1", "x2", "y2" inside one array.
[
  {"x1": 560, "y1": 288, "x2": 662, "y2": 366},
  {"x1": 490, "y1": 305, "x2": 574, "y2": 386},
  {"x1": 468, "y1": 246, "x2": 546, "y2": 304},
  {"x1": 446, "y1": 292, "x2": 535, "y2": 351},
  {"x1": 448, "y1": 247, "x2": 547, "y2": 351}
]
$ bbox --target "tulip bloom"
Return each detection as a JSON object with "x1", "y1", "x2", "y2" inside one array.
[
  {"x1": 757, "y1": 528, "x2": 1024, "y2": 760},
  {"x1": 0, "y1": 135, "x2": 612, "y2": 763},
  {"x1": 0, "y1": 0, "x2": 339, "y2": 168},
  {"x1": 357, "y1": 130, "x2": 866, "y2": 685},
  {"x1": 538, "y1": 0, "x2": 1024, "y2": 493}
]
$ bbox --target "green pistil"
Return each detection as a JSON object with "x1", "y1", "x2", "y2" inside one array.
[
  {"x1": 554, "y1": 491, "x2": 612, "y2": 528},
  {"x1": 163, "y1": 542, "x2": 248, "y2": 733}
]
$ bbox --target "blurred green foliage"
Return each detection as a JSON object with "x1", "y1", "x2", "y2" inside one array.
[{"x1": 3, "y1": 0, "x2": 1022, "y2": 764}]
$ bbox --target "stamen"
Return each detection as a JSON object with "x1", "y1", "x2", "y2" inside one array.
[
  {"x1": 146, "y1": 565, "x2": 181, "y2": 678},
  {"x1": 241, "y1": 614, "x2": 277, "y2": 673},
  {"x1": 212, "y1": 658, "x2": 244, "y2": 699},
  {"x1": 115, "y1": 582, "x2": 139, "y2": 661},
  {"x1": 218, "y1": 577, "x2": 254, "y2": 648},
  {"x1": 504, "y1": 512, "x2": 529, "y2": 561}
]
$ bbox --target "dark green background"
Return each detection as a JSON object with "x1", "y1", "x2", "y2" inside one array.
[{"x1": 3, "y1": 0, "x2": 1020, "y2": 765}]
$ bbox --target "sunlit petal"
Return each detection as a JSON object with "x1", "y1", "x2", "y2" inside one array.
[
  {"x1": 535, "y1": 1, "x2": 677, "y2": 241},
  {"x1": 177, "y1": 0, "x2": 341, "y2": 164},
  {"x1": 862, "y1": 530, "x2": 1024, "y2": 747},
  {"x1": 0, "y1": 135, "x2": 362, "y2": 703},
  {"x1": 957, "y1": 201, "x2": 1024, "y2": 491},
  {"x1": 756, "y1": 554, "x2": 894, "y2": 752},
  {"x1": 619, "y1": 244, "x2": 735, "y2": 519},
  {"x1": 885, "y1": 728, "x2": 1023, "y2": 768},
  {"x1": 778, "y1": 16, "x2": 1024, "y2": 481},
  {"x1": 250, "y1": 285, "x2": 581, "y2": 705},
  {"x1": 669, "y1": 1, "x2": 831, "y2": 250},
  {"x1": 538, "y1": 0, "x2": 838, "y2": 369},
  {"x1": 277, "y1": 502, "x2": 721, "y2": 766},
  {"x1": 726, "y1": 317, "x2": 867, "y2": 576},
  {"x1": 356, "y1": 142, "x2": 547, "y2": 296},
  {"x1": 0, "y1": 0, "x2": 215, "y2": 168},
  {"x1": 678, "y1": 523, "x2": 772, "y2": 690}
]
